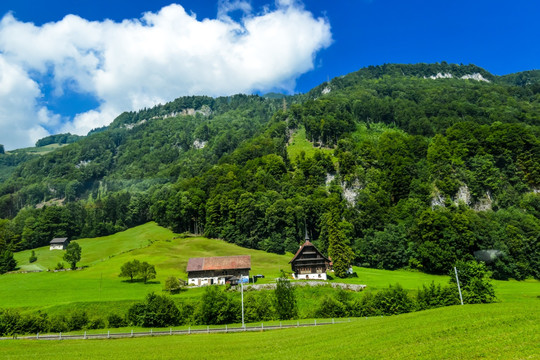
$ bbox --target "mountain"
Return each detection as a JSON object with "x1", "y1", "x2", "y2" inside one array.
[{"x1": 0, "y1": 63, "x2": 539, "y2": 280}]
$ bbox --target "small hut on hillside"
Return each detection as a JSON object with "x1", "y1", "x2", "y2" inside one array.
[{"x1": 49, "y1": 237, "x2": 70, "y2": 250}]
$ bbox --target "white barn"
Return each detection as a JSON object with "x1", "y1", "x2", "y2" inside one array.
[{"x1": 186, "y1": 255, "x2": 251, "y2": 286}]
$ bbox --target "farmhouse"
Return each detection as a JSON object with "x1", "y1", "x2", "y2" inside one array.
[
  {"x1": 49, "y1": 237, "x2": 70, "y2": 250},
  {"x1": 290, "y1": 239, "x2": 331, "y2": 280},
  {"x1": 186, "y1": 255, "x2": 251, "y2": 286}
]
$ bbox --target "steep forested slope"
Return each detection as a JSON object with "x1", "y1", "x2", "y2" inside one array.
[{"x1": 1, "y1": 63, "x2": 539, "y2": 280}]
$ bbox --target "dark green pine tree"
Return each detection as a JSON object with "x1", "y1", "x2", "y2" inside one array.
[{"x1": 324, "y1": 208, "x2": 354, "y2": 278}]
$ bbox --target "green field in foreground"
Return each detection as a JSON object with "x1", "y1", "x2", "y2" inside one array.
[{"x1": 1, "y1": 301, "x2": 538, "y2": 360}]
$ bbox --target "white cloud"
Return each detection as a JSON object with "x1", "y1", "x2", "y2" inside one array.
[{"x1": 0, "y1": 2, "x2": 332, "y2": 149}]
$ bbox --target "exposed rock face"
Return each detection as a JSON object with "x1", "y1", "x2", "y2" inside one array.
[
  {"x1": 474, "y1": 191, "x2": 493, "y2": 212},
  {"x1": 193, "y1": 140, "x2": 207, "y2": 149},
  {"x1": 454, "y1": 185, "x2": 471, "y2": 206},
  {"x1": 321, "y1": 86, "x2": 331, "y2": 95},
  {"x1": 431, "y1": 191, "x2": 446, "y2": 208},
  {"x1": 425, "y1": 72, "x2": 490, "y2": 83}
]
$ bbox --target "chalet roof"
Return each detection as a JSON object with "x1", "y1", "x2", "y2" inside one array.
[
  {"x1": 186, "y1": 255, "x2": 251, "y2": 272},
  {"x1": 289, "y1": 240, "x2": 330, "y2": 264},
  {"x1": 50, "y1": 237, "x2": 69, "y2": 244}
]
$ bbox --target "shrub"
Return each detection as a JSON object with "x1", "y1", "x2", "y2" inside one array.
[
  {"x1": 244, "y1": 292, "x2": 275, "y2": 322},
  {"x1": 87, "y1": 317, "x2": 106, "y2": 330},
  {"x1": 273, "y1": 272, "x2": 298, "y2": 320},
  {"x1": 55, "y1": 262, "x2": 65, "y2": 270},
  {"x1": 0, "y1": 308, "x2": 21, "y2": 336},
  {"x1": 29, "y1": 250, "x2": 37, "y2": 263},
  {"x1": 164, "y1": 276, "x2": 182, "y2": 294},
  {"x1": 127, "y1": 293, "x2": 181, "y2": 327},
  {"x1": 107, "y1": 313, "x2": 126, "y2": 328},
  {"x1": 371, "y1": 284, "x2": 414, "y2": 315},
  {"x1": 452, "y1": 260, "x2": 496, "y2": 304},
  {"x1": 49, "y1": 315, "x2": 69, "y2": 333},
  {"x1": 416, "y1": 282, "x2": 459, "y2": 310},
  {"x1": 67, "y1": 310, "x2": 89, "y2": 331},
  {"x1": 194, "y1": 286, "x2": 240, "y2": 325}
]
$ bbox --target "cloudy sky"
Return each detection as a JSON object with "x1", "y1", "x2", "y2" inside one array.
[{"x1": 0, "y1": 0, "x2": 539, "y2": 150}]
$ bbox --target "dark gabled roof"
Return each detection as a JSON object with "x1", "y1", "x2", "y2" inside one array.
[
  {"x1": 186, "y1": 255, "x2": 251, "y2": 272},
  {"x1": 50, "y1": 237, "x2": 69, "y2": 244},
  {"x1": 289, "y1": 240, "x2": 330, "y2": 264}
]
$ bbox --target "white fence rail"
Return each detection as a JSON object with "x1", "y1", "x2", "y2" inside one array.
[{"x1": 0, "y1": 318, "x2": 352, "y2": 341}]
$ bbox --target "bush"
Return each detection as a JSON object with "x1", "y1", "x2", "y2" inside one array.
[
  {"x1": 194, "y1": 286, "x2": 240, "y2": 325},
  {"x1": 452, "y1": 260, "x2": 496, "y2": 304},
  {"x1": 87, "y1": 317, "x2": 106, "y2": 330},
  {"x1": 49, "y1": 315, "x2": 69, "y2": 333},
  {"x1": 315, "y1": 295, "x2": 349, "y2": 318},
  {"x1": 67, "y1": 310, "x2": 88, "y2": 331},
  {"x1": 29, "y1": 250, "x2": 37, "y2": 263},
  {"x1": 0, "y1": 308, "x2": 21, "y2": 336},
  {"x1": 273, "y1": 272, "x2": 298, "y2": 320},
  {"x1": 127, "y1": 293, "x2": 181, "y2": 327},
  {"x1": 19, "y1": 311, "x2": 50, "y2": 334},
  {"x1": 371, "y1": 284, "x2": 415, "y2": 315},
  {"x1": 107, "y1": 313, "x2": 126, "y2": 328},
  {"x1": 244, "y1": 292, "x2": 275, "y2": 322},
  {"x1": 164, "y1": 276, "x2": 182, "y2": 294},
  {"x1": 55, "y1": 262, "x2": 65, "y2": 270},
  {"x1": 416, "y1": 282, "x2": 459, "y2": 310}
]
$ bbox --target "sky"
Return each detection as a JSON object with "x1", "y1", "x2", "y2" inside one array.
[{"x1": 0, "y1": 0, "x2": 539, "y2": 150}]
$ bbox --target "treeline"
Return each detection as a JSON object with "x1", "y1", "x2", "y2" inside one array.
[{"x1": 35, "y1": 133, "x2": 83, "y2": 147}]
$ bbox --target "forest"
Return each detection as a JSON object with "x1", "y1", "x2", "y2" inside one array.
[{"x1": 0, "y1": 63, "x2": 539, "y2": 280}]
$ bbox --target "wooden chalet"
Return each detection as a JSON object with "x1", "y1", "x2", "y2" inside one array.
[
  {"x1": 49, "y1": 237, "x2": 69, "y2": 250},
  {"x1": 186, "y1": 255, "x2": 251, "y2": 286},
  {"x1": 290, "y1": 239, "x2": 331, "y2": 280}
]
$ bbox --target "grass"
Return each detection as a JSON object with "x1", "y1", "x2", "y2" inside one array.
[
  {"x1": 6, "y1": 143, "x2": 66, "y2": 155},
  {"x1": 287, "y1": 127, "x2": 335, "y2": 164},
  {"x1": 1, "y1": 302, "x2": 538, "y2": 359},
  {"x1": 3, "y1": 223, "x2": 292, "y2": 311},
  {"x1": 2, "y1": 221, "x2": 539, "y2": 358}
]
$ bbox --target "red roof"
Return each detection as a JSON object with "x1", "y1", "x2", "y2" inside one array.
[{"x1": 186, "y1": 255, "x2": 251, "y2": 272}]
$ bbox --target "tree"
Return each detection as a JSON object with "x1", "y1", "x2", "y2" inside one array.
[
  {"x1": 139, "y1": 261, "x2": 156, "y2": 284},
  {"x1": 119, "y1": 259, "x2": 141, "y2": 282},
  {"x1": 323, "y1": 207, "x2": 354, "y2": 278},
  {"x1": 164, "y1": 276, "x2": 182, "y2": 294},
  {"x1": 63, "y1": 242, "x2": 81, "y2": 270},
  {"x1": 452, "y1": 260, "x2": 496, "y2": 304},
  {"x1": 273, "y1": 271, "x2": 297, "y2": 320},
  {"x1": 0, "y1": 144, "x2": 4, "y2": 154},
  {"x1": 0, "y1": 250, "x2": 17, "y2": 274},
  {"x1": 29, "y1": 250, "x2": 37, "y2": 263}
]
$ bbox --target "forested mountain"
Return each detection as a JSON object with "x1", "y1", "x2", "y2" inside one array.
[{"x1": 1, "y1": 63, "x2": 539, "y2": 280}]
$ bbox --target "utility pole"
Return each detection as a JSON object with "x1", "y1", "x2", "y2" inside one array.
[
  {"x1": 241, "y1": 280, "x2": 245, "y2": 328},
  {"x1": 454, "y1": 267, "x2": 464, "y2": 305}
]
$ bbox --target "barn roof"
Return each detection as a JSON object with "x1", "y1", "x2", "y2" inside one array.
[
  {"x1": 186, "y1": 255, "x2": 251, "y2": 272},
  {"x1": 50, "y1": 237, "x2": 69, "y2": 244},
  {"x1": 289, "y1": 240, "x2": 330, "y2": 264}
]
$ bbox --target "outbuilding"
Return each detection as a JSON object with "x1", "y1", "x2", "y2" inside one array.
[
  {"x1": 186, "y1": 255, "x2": 251, "y2": 286},
  {"x1": 49, "y1": 237, "x2": 70, "y2": 250}
]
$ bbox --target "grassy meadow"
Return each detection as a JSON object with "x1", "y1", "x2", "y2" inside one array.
[
  {"x1": 1, "y1": 222, "x2": 539, "y2": 359},
  {"x1": 1, "y1": 302, "x2": 538, "y2": 360}
]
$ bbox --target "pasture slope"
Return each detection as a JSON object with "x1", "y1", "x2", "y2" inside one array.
[{"x1": 0, "y1": 222, "x2": 539, "y2": 359}]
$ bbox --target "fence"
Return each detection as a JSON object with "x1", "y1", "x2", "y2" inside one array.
[{"x1": 1, "y1": 318, "x2": 352, "y2": 341}]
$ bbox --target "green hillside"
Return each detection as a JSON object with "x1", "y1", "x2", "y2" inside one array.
[{"x1": 1, "y1": 62, "x2": 539, "y2": 292}]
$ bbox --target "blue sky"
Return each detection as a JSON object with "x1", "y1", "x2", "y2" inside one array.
[{"x1": 0, "y1": 0, "x2": 539, "y2": 149}]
